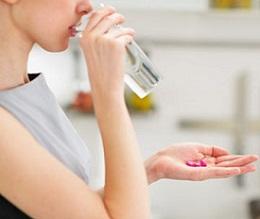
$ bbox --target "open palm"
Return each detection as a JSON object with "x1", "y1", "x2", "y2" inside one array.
[{"x1": 149, "y1": 143, "x2": 258, "y2": 181}]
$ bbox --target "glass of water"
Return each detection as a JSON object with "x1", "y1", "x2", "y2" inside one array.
[{"x1": 75, "y1": 4, "x2": 162, "y2": 99}]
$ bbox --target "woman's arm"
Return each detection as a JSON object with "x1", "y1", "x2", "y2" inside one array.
[
  {"x1": 79, "y1": 6, "x2": 151, "y2": 219},
  {"x1": 96, "y1": 142, "x2": 259, "y2": 198},
  {"x1": 94, "y1": 100, "x2": 151, "y2": 219},
  {"x1": 0, "y1": 107, "x2": 111, "y2": 219}
]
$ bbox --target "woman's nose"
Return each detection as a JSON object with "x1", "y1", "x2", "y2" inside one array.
[{"x1": 76, "y1": 0, "x2": 93, "y2": 15}]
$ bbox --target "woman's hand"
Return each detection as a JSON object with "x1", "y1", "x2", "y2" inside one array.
[
  {"x1": 79, "y1": 6, "x2": 136, "y2": 106},
  {"x1": 144, "y1": 143, "x2": 259, "y2": 184}
]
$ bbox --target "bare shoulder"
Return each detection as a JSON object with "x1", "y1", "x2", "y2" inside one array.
[{"x1": 0, "y1": 106, "x2": 110, "y2": 219}]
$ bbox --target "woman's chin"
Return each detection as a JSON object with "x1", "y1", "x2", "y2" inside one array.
[{"x1": 39, "y1": 39, "x2": 70, "y2": 52}]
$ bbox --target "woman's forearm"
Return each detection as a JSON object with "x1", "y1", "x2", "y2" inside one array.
[{"x1": 94, "y1": 100, "x2": 151, "y2": 219}]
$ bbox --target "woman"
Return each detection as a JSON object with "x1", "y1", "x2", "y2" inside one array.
[{"x1": 0, "y1": 0, "x2": 258, "y2": 218}]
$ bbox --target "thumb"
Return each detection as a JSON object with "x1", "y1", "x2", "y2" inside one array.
[{"x1": 193, "y1": 167, "x2": 241, "y2": 181}]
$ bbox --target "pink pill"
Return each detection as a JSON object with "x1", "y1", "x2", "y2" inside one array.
[
  {"x1": 186, "y1": 161, "x2": 199, "y2": 167},
  {"x1": 186, "y1": 160, "x2": 207, "y2": 167},
  {"x1": 199, "y1": 160, "x2": 207, "y2": 167}
]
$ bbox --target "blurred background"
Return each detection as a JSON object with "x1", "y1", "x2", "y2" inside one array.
[{"x1": 28, "y1": 0, "x2": 260, "y2": 218}]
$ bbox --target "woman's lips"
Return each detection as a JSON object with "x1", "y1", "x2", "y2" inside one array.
[
  {"x1": 68, "y1": 26, "x2": 77, "y2": 37},
  {"x1": 68, "y1": 23, "x2": 82, "y2": 37}
]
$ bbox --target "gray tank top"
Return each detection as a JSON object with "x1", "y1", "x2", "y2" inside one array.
[{"x1": 0, "y1": 73, "x2": 91, "y2": 184}]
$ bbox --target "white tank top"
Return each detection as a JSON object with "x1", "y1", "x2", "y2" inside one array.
[{"x1": 0, "y1": 73, "x2": 91, "y2": 184}]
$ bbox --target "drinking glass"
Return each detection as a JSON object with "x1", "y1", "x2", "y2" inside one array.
[{"x1": 75, "y1": 3, "x2": 162, "y2": 98}]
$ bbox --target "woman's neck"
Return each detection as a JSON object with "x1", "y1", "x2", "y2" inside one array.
[{"x1": 0, "y1": 8, "x2": 33, "y2": 91}]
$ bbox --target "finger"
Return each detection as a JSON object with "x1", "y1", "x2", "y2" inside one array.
[
  {"x1": 85, "y1": 6, "x2": 116, "y2": 32},
  {"x1": 116, "y1": 34, "x2": 134, "y2": 46},
  {"x1": 239, "y1": 165, "x2": 257, "y2": 174},
  {"x1": 91, "y1": 13, "x2": 125, "y2": 35},
  {"x1": 216, "y1": 155, "x2": 259, "y2": 167},
  {"x1": 208, "y1": 167, "x2": 241, "y2": 179},
  {"x1": 197, "y1": 167, "x2": 241, "y2": 180},
  {"x1": 105, "y1": 27, "x2": 136, "y2": 38},
  {"x1": 197, "y1": 145, "x2": 230, "y2": 157},
  {"x1": 216, "y1": 155, "x2": 244, "y2": 164}
]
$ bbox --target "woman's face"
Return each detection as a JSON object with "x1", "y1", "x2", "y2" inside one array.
[{"x1": 10, "y1": 0, "x2": 93, "y2": 51}]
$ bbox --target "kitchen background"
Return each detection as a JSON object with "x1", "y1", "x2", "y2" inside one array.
[{"x1": 28, "y1": 1, "x2": 260, "y2": 218}]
